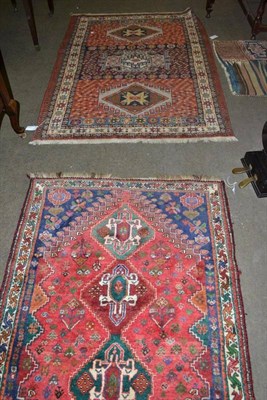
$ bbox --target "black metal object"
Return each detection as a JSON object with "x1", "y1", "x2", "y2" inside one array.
[
  {"x1": 206, "y1": 0, "x2": 215, "y2": 17},
  {"x1": 241, "y1": 122, "x2": 267, "y2": 198}
]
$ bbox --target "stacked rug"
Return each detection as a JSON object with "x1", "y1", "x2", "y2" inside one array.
[{"x1": 214, "y1": 40, "x2": 267, "y2": 96}]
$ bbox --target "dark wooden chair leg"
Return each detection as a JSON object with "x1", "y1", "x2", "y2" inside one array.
[
  {"x1": 0, "y1": 51, "x2": 25, "y2": 135},
  {"x1": 5, "y1": 99, "x2": 25, "y2": 135},
  {"x1": 206, "y1": 0, "x2": 216, "y2": 17},
  {"x1": 47, "y1": 0, "x2": 54, "y2": 15},
  {"x1": 22, "y1": 0, "x2": 40, "y2": 49},
  {"x1": 251, "y1": 0, "x2": 267, "y2": 38},
  {"x1": 13, "y1": 0, "x2": 54, "y2": 48},
  {"x1": 10, "y1": 0, "x2": 18, "y2": 11}
]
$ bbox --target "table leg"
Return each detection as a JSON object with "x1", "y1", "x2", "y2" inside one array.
[
  {"x1": 10, "y1": 0, "x2": 18, "y2": 11},
  {"x1": 0, "y1": 52, "x2": 25, "y2": 135},
  {"x1": 251, "y1": 0, "x2": 267, "y2": 38},
  {"x1": 22, "y1": 0, "x2": 40, "y2": 49},
  {"x1": 206, "y1": 0, "x2": 216, "y2": 17},
  {"x1": 47, "y1": 0, "x2": 54, "y2": 15}
]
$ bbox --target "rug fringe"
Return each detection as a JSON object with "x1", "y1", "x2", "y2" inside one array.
[
  {"x1": 70, "y1": 9, "x2": 192, "y2": 17},
  {"x1": 29, "y1": 136, "x2": 237, "y2": 145},
  {"x1": 27, "y1": 173, "x2": 224, "y2": 183},
  {"x1": 27, "y1": 172, "x2": 112, "y2": 179}
]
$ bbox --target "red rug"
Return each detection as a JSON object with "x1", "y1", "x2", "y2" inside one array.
[
  {"x1": 31, "y1": 10, "x2": 235, "y2": 143},
  {"x1": 0, "y1": 177, "x2": 254, "y2": 399}
]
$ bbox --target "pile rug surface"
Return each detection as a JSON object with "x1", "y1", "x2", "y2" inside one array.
[
  {"x1": 0, "y1": 177, "x2": 255, "y2": 399},
  {"x1": 214, "y1": 40, "x2": 267, "y2": 96},
  {"x1": 31, "y1": 10, "x2": 235, "y2": 143}
]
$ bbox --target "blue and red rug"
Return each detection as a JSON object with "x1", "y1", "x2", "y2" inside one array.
[
  {"x1": 0, "y1": 177, "x2": 254, "y2": 399},
  {"x1": 31, "y1": 10, "x2": 235, "y2": 143}
]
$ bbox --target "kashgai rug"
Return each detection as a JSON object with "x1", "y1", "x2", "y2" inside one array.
[
  {"x1": 31, "y1": 10, "x2": 235, "y2": 144},
  {"x1": 214, "y1": 40, "x2": 267, "y2": 96},
  {"x1": 0, "y1": 176, "x2": 255, "y2": 399}
]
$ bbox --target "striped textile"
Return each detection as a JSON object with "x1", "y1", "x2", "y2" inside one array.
[{"x1": 214, "y1": 40, "x2": 267, "y2": 96}]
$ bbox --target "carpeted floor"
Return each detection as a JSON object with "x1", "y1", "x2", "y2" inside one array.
[{"x1": 0, "y1": 0, "x2": 266, "y2": 399}]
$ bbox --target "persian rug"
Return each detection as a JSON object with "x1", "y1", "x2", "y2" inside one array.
[
  {"x1": 0, "y1": 176, "x2": 255, "y2": 399},
  {"x1": 214, "y1": 40, "x2": 267, "y2": 95},
  {"x1": 31, "y1": 9, "x2": 235, "y2": 144}
]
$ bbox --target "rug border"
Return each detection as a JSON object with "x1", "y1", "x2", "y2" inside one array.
[
  {"x1": 0, "y1": 176, "x2": 255, "y2": 399},
  {"x1": 36, "y1": 15, "x2": 78, "y2": 129},
  {"x1": 0, "y1": 180, "x2": 34, "y2": 314},
  {"x1": 32, "y1": 9, "x2": 236, "y2": 143},
  {"x1": 219, "y1": 180, "x2": 255, "y2": 399},
  {"x1": 196, "y1": 18, "x2": 234, "y2": 136}
]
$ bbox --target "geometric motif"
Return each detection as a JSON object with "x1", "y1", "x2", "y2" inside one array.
[
  {"x1": 76, "y1": 372, "x2": 94, "y2": 394},
  {"x1": 70, "y1": 335, "x2": 152, "y2": 399},
  {"x1": 107, "y1": 24, "x2": 163, "y2": 43},
  {"x1": 105, "y1": 50, "x2": 167, "y2": 73},
  {"x1": 180, "y1": 192, "x2": 204, "y2": 210},
  {"x1": 99, "y1": 83, "x2": 172, "y2": 116},
  {"x1": 47, "y1": 188, "x2": 71, "y2": 206},
  {"x1": 30, "y1": 284, "x2": 48, "y2": 313},
  {"x1": 59, "y1": 298, "x2": 85, "y2": 330},
  {"x1": 0, "y1": 177, "x2": 255, "y2": 400},
  {"x1": 245, "y1": 41, "x2": 267, "y2": 59},
  {"x1": 92, "y1": 205, "x2": 154, "y2": 259},
  {"x1": 149, "y1": 297, "x2": 176, "y2": 331},
  {"x1": 82, "y1": 260, "x2": 156, "y2": 334},
  {"x1": 132, "y1": 373, "x2": 150, "y2": 394},
  {"x1": 80, "y1": 47, "x2": 189, "y2": 80},
  {"x1": 98, "y1": 264, "x2": 139, "y2": 326},
  {"x1": 71, "y1": 238, "x2": 92, "y2": 268}
]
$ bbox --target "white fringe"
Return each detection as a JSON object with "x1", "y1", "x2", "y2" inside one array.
[
  {"x1": 27, "y1": 173, "x2": 224, "y2": 183},
  {"x1": 70, "y1": 9, "x2": 192, "y2": 17},
  {"x1": 29, "y1": 136, "x2": 237, "y2": 145}
]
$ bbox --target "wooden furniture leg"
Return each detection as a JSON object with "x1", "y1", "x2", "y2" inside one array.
[
  {"x1": 10, "y1": 0, "x2": 17, "y2": 11},
  {"x1": 47, "y1": 0, "x2": 54, "y2": 15},
  {"x1": 22, "y1": 0, "x2": 39, "y2": 49},
  {"x1": 206, "y1": 0, "x2": 216, "y2": 17},
  {"x1": 21, "y1": 0, "x2": 54, "y2": 49},
  {"x1": 206, "y1": 0, "x2": 267, "y2": 37},
  {"x1": 0, "y1": 51, "x2": 25, "y2": 135},
  {"x1": 251, "y1": 0, "x2": 267, "y2": 38}
]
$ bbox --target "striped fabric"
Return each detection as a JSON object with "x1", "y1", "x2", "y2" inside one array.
[{"x1": 214, "y1": 40, "x2": 267, "y2": 96}]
